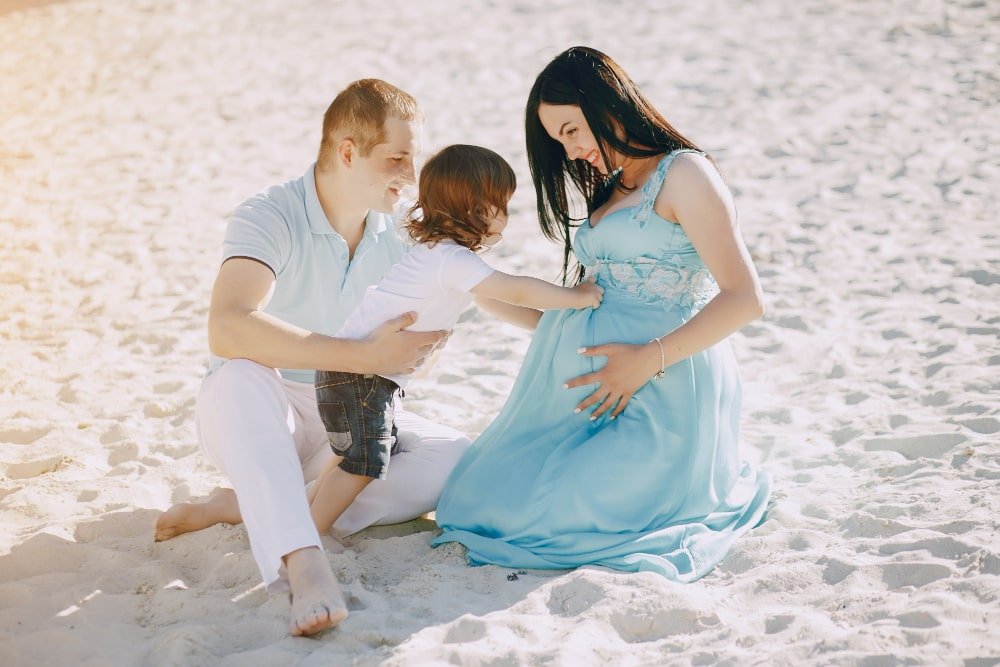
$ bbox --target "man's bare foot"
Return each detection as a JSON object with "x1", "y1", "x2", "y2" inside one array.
[
  {"x1": 285, "y1": 546, "x2": 348, "y2": 637},
  {"x1": 153, "y1": 487, "x2": 242, "y2": 542}
]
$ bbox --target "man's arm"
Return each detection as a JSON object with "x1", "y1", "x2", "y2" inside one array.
[{"x1": 208, "y1": 258, "x2": 444, "y2": 375}]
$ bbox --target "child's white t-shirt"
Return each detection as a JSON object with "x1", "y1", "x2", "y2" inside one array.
[{"x1": 336, "y1": 240, "x2": 495, "y2": 387}]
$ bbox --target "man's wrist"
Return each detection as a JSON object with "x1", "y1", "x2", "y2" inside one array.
[{"x1": 319, "y1": 337, "x2": 369, "y2": 374}]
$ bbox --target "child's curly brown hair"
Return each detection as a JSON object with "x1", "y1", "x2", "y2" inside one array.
[{"x1": 405, "y1": 145, "x2": 516, "y2": 252}]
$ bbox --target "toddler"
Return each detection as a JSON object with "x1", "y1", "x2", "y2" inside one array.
[{"x1": 310, "y1": 144, "x2": 603, "y2": 533}]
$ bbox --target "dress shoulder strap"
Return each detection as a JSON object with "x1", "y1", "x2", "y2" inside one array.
[{"x1": 633, "y1": 148, "x2": 704, "y2": 228}]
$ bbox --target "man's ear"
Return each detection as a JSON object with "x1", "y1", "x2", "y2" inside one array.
[{"x1": 337, "y1": 138, "x2": 356, "y2": 168}]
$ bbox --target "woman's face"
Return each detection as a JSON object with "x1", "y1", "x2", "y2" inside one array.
[{"x1": 537, "y1": 103, "x2": 609, "y2": 174}]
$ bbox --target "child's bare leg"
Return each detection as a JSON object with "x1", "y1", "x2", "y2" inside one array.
[
  {"x1": 310, "y1": 465, "x2": 374, "y2": 535},
  {"x1": 154, "y1": 487, "x2": 242, "y2": 542},
  {"x1": 307, "y1": 455, "x2": 342, "y2": 505}
]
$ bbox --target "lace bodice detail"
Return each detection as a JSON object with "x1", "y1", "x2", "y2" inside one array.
[
  {"x1": 588, "y1": 255, "x2": 717, "y2": 311},
  {"x1": 576, "y1": 149, "x2": 717, "y2": 312}
]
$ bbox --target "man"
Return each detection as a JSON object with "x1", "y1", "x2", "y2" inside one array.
[{"x1": 154, "y1": 80, "x2": 470, "y2": 636}]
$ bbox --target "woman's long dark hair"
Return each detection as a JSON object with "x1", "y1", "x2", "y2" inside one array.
[{"x1": 525, "y1": 46, "x2": 704, "y2": 283}]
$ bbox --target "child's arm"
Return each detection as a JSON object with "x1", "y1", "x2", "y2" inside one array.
[
  {"x1": 473, "y1": 295, "x2": 544, "y2": 330},
  {"x1": 470, "y1": 272, "x2": 603, "y2": 311}
]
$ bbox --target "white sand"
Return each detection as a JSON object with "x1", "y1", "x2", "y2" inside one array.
[{"x1": 1, "y1": 0, "x2": 997, "y2": 664}]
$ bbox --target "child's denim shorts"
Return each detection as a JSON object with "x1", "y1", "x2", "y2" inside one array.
[{"x1": 315, "y1": 370, "x2": 401, "y2": 480}]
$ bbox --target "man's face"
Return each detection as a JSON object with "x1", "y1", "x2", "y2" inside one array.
[{"x1": 353, "y1": 116, "x2": 421, "y2": 213}]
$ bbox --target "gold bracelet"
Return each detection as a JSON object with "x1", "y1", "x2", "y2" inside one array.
[{"x1": 651, "y1": 336, "x2": 665, "y2": 381}]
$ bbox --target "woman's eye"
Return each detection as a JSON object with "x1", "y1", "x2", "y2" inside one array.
[
  {"x1": 391, "y1": 157, "x2": 404, "y2": 163},
  {"x1": 567, "y1": 128, "x2": 578, "y2": 136}
]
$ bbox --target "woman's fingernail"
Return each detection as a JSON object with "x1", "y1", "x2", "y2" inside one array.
[
  {"x1": 562, "y1": 383, "x2": 569, "y2": 389},
  {"x1": 589, "y1": 415, "x2": 597, "y2": 421},
  {"x1": 574, "y1": 408, "x2": 581, "y2": 414},
  {"x1": 577, "y1": 348, "x2": 586, "y2": 353}
]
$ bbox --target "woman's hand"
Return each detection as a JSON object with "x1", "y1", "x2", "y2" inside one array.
[{"x1": 565, "y1": 342, "x2": 662, "y2": 419}]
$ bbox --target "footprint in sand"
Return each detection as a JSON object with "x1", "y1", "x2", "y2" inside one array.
[
  {"x1": 149, "y1": 626, "x2": 228, "y2": 665},
  {"x1": 845, "y1": 391, "x2": 869, "y2": 406},
  {"x1": 863, "y1": 433, "x2": 967, "y2": 460},
  {"x1": 958, "y1": 417, "x2": 999, "y2": 435},
  {"x1": 100, "y1": 423, "x2": 130, "y2": 445},
  {"x1": 889, "y1": 414, "x2": 910, "y2": 428},
  {"x1": 879, "y1": 562, "x2": 951, "y2": 588},
  {"x1": 0, "y1": 425, "x2": 51, "y2": 445},
  {"x1": 5, "y1": 455, "x2": 71, "y2": 479},
  {"x1": 546, "y1": 579, "x2": 605, "y2": 617},
  {"x1": 839, "y1": 512, "x2": 914, "y2": 539},
  {"x1": 108, "y1": 442, "x2": 139, "y2": 467},
  {"x1": 879, "y1": 536, "x2": 976, "y2": 560},
  {"x1": 960, "y1": 269, "x2": 1000, "y2": 286},
  {"x1": 820, "y1": 557, "x2": 857, "y2": 585},
  {"x1": 894, "y1": 610, "x2": 940, "y2": 628},
  {"x1": 921, "y1": 390, "x2": 951, "y2": 407},
  {"x1": 153, "y1": 381, "x2": 184, "y2": 394},
  {"x1": 765, "y1": 614, "x2": 795, "y2": 634},
  {"x1": 443, "y1": 617, "x2": 487, "y2": 644},
  {"x1": 609, "y1": 607, "x2": 719, "y2": 642},
  {"x1": 923, "y1": 343, "x2": 954, "y2": 359},
  {"x1": 831, "y1": 426, "x2": 862, "y2": 445},
  {"x1": 774, "y1": 315, "x2": 809, "y2": 332},
  {"x1": 881, "y1": 328, "x2": 908, "y2": 340}
]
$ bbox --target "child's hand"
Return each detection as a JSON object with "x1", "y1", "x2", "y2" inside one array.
[{"x1": 573, "y1": 281, "x2": 604, "y2": 309}]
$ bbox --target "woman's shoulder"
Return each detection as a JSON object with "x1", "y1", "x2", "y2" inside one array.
[
  {"x1": 662, "y1": 149, "x2": 715, "y2": 182},
  {"x1": 654, "y1": 150, "x2": 729, "y2": 221},
  {"x1": 657, "y1": 150, "x2": 725, "y2": 199}
]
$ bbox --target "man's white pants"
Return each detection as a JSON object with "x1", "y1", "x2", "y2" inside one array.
[{"x1": 196, "y1": 359, "x2": 471, "y2": 591}]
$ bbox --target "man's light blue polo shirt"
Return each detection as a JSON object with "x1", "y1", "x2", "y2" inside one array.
[{"x1": 208, "y1": 164, "x2": 408, "y2": 383}]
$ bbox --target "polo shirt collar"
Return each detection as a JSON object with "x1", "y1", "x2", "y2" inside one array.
[
  {"x1": 304, "y1": 163, "x2": 389, "y2": 240},
  {"x1": 303, "y1": 163, "x2": 334, "y2": 236}
]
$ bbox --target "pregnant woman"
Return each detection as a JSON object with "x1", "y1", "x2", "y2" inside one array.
[{"x1": 433, "y1": 46, "x2": 772, "y2": 581}]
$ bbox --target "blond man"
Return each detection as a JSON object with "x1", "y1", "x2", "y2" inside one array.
[{"x1": 155, "y1": 80, "x2": 470, "y2": 636}]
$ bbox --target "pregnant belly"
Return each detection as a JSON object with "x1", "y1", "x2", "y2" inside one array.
[{"x1": 531, "y1": 299, "x2": 689, "y2": 392}]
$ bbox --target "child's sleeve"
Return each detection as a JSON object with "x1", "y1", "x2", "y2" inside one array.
[{"x1": 437, "y1": 245, "x2": 496, "y2": 293}]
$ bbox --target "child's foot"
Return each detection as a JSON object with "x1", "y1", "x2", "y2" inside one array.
[
  {"x1": 154, "y1": 487, "x2": 241, "y2": 541},
  {"x1": 285, "y1": 547, "x2": 349, "y2": 636}
]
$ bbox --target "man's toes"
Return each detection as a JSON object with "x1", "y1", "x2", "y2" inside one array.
[{"x1": 291, "y1": 605, "x2": 336, "y2": 637}]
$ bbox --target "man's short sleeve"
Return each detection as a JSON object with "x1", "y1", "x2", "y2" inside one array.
[
  {"x1": 221, "y1": 193, "x2": 293, "y2": 275},
  {"x1": 437, "y1": 244, "x2": 495, "y2": 293}
]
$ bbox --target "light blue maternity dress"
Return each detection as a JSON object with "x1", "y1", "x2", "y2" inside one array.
[{"x1": 433, "y1": 150, "x2": 771, "y2": 581}]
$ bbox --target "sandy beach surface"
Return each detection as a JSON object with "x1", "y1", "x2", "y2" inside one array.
[{"x1": 1, "y1": 0, "x2": 998, "y2": 664}]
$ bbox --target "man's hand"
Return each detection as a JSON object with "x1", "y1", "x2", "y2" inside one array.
[
  {"x1": 358, "y1": 312, "x2": 447, "y2": 376},
  {"x1": 564, "y1": 342, "x2": 661, "y2": 420}
]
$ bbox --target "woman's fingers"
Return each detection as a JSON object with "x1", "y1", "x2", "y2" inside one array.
[
  {"x1": 609, "y1": 392, "x2": 634, "y2": 419},
  {"x1": 568, "y1": 344, "x2": 647, "y2": 418},
  {"x1": 589, "y1": 393, "x2": 618, "y2": 420},
  {"x1": 564, "y1": 371, "x2": 602, "y2": 390},
  {"x1": 574, "y1": 384, "x2": 609, "y2": 413}
]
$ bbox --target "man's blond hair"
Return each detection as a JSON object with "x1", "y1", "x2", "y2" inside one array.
[{"x1": 317, "y1": 79, "x2": 421, "y2": 167}]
